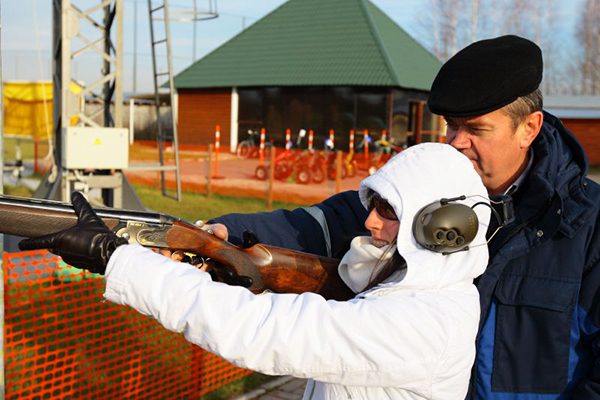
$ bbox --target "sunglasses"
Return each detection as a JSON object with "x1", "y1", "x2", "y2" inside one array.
[{"x1": 368, "y1": 192, "x2": 398, "y2": 221}]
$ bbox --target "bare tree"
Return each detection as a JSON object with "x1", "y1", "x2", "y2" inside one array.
[
  {"x1": 414, "y1": 0, "x2": 572, "y2": 95},
  {"x1": 577, "y1": 0, "x2": 600, "y2": 94},
  {"x1": 416, "y1": 0, "x2": 463, "y2": 60},
  {"x1": 471, "y1": 0, "x2": 480, "y2": 43}
]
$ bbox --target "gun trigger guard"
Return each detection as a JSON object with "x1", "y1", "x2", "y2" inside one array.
[{"x1": 242, "y1": 230, "x2": 259, "y2": 248}]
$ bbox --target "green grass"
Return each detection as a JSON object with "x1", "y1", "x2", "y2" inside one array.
[
  {"x1": 589, "y1": 167, "x2": 600, "y2": 175},
  {"x1": 3, "y1": 136, "x2": 50, "y2": 162},
  {"x1": 2, "y1": 184, "x2": 34, "y2": 197},
  {"x1": 202, "y1": 373, "x2": 279, "y2": 400},
  {"x1": 1, "y1": 183, "x2": 303, "y2": 222},
  {"x1": 132, "y1": 185, "x2": 301, "y2": 222}
]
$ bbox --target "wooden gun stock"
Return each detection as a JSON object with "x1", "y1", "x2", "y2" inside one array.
[{"x1": 0, "y1": 195, "x2": 354, "y2": 301}]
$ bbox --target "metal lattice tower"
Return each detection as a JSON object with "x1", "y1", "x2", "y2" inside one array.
[
  {"x1": 54, "y1": 0, "x2": 124, "y2": 144},
  {"x1": 35, "y1": 0, "x2": 145, "y2": 210}
]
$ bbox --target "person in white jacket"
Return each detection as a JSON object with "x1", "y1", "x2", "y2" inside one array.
[{"x1": 19, "y1": 143, "x2": 490, "y2": 400}]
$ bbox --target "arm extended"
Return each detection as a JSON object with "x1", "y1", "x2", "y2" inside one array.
[
  {"x1": 0, "y1": 194, "x2": 353, "y2": 300},
  {"x1": 212, "y1": 190, "x2": 370, "y2": 259}
]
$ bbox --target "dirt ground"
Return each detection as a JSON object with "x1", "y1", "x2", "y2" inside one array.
[{"x1": 124, "y1": 149, "x2": 369, "y2": 205}]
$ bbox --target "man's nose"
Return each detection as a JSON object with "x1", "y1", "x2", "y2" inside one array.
[{"x1": 448, "y1": 129, "x2": 471, "y2": 149}]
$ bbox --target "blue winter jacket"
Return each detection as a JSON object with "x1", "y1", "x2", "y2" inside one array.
[{"x1": 213, "y1": 111, "x2": 600, "y2": 399}]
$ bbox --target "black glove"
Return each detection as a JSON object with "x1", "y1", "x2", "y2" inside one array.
[
  {"x1": 18, "y1": 192, "x2": 128, "y2": 274},
  {"x1": 211, "y1": 264, "x2": 254, "y2": 288},
  {"x1": 207, "y1": 229, "x2": 258, "y2": 288}
]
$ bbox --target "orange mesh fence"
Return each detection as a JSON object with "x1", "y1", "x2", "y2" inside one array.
[{"x1": 4, "y1": 250, "x2": 253, "y2": 399}]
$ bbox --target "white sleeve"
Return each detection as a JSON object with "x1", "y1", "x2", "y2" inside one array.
[{"x1": 104, "y1": 244, "x2": 457, "y2": 388}]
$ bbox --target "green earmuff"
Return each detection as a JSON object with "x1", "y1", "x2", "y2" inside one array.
[{"x1": 412, "y1": 197, "x2": 479, "y2": 254}]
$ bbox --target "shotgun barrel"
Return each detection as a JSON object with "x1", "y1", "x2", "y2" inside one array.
[{"x1": 0, "y1": 195, "x2": 353, "y2": 300}]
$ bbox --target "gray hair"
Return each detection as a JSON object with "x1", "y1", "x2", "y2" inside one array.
[{"x1": 501, "y1": 88, "x2": 543, "y2": 130}]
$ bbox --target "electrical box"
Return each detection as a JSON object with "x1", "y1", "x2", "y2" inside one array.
[{"x1": 62, "y1": 127, "x2": 129, "y2": 169}]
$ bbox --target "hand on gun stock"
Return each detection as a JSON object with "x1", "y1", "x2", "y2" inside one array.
[{"x1": 159, "y1": 223, "x2": 254, "y2": 288}]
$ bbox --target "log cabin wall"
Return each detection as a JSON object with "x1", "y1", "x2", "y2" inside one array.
[
  {"x1": 561, "y1": 118, "x2": 600, "y2": 167},
  {"x1": 178, "y1": 88, "x2": 232, "y2": 147}
]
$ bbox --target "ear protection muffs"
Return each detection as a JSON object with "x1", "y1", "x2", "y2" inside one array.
[{"x1": 412, "y1": 197, "x2": 479, "y2": 254}]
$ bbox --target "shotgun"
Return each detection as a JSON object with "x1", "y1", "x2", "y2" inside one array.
[{"x1": 0, "y1": 194, "x2": 354, "y2": 301}]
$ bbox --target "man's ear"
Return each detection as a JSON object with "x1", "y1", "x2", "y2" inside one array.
[{"x1": 519, "y1": 111, "x2": 543, "y2": 148}]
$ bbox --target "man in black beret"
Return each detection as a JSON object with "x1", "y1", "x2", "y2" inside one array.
[
  {"x1": 428, "y1": 35, "x2": 600, "y2": 398},
  {"x1": 428, "y1": 35, "x2": 545, "y2": 196},
  {"x1": 18, "y1": 35, "x2": 600, "y2": 399}
]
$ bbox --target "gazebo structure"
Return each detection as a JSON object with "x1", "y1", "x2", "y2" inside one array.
[{"x1": 173, "y1": 0, "x2": 443, "y2": 152}]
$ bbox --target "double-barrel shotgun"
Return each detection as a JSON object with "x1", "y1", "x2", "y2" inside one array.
[{"x1": 0, "y1": 194, "x2": 354, "y2": 301}]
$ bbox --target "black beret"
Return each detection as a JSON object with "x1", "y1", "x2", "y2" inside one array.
[{"x1": 427, "y1": 35, "x2": 543, "y2": 117}]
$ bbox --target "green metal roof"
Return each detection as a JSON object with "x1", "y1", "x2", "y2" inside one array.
[{"x1": 174, "y1": 0, "x2": 442, "y2": 91}]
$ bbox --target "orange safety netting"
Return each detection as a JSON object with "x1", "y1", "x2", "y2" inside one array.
[{"x1": 4, "y1": 250, "x2": 252, "y2": 399}]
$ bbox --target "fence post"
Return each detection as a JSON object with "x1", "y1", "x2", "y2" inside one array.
[
  {"x1": 308, "y1": 129, "x2": 314, "y2": 151},
  {"x1": 415, "y1": 102, "x2": 423, "y2": 145},
  {"x1": 335, "y1": 150, "x2": 342, "y2": 194},
  {"x1": 285, "y1": 128, "x2": 291, "y2": 154},
  {"x1": 33, "y1": 138, "x2": 39, "y2": 174},
  {"x1": 349, "y1": 129, "x2": 355, "y2": 154},
  {"x1": 267, "y1": 147, "x2": 276, "y2": 210},
  {"x1": 129, "y1": 98, "x2": 135, "y2": 145},
  {"x1": 206, "y1": 144, "x2": 213, "y2": 199},
  {"x1": 329, "y1": 129, "x2": 335, "y2": 148},
  {"x1": 214, "y1": 125, "x2": 220, "y2": 178},
  {"x1": 364, "y1": 129, "x2": 369, "y2": 163},
  {"x1": 259, "y1": 128, "x2": 266, "y2": 166}
]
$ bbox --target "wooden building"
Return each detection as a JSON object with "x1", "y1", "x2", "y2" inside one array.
[
  {"x1": 173, "y1": 0, "x2": 443, "y2": 152},
  {"x1": 545, "y1": 96, "x2": 600, "y2": 167}
]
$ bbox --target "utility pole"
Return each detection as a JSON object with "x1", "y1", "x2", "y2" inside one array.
[
  {"x1": 133, "y1": 1, "x2": 138, "y2": 93},
  {"x1": 0, "y1": 2, "x2": 6, "y2": 398}
]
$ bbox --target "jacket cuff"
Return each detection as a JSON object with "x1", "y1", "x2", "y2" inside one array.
[{"x1": 104, "y1": 243, "x2": 143, "y2": 305}]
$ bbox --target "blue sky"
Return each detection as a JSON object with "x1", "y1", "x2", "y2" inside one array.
[{"x1": 1, "y1": 0, "x2": 583, "y2": 94}]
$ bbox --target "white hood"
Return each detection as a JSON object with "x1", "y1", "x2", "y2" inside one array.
[{"x1": 359, "y1": 143, "x2": 490, "y2": 290}]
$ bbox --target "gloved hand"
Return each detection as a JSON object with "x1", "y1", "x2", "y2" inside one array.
[
  {"x1": 209, "y1": 230, "x2": 258, "y2": 288},
  {"x1": 210, "y1": 264, "x2": 254, "y2": 288},
  {"x1": 18, "y1": 192, "x2": 128, "y2": 274}
]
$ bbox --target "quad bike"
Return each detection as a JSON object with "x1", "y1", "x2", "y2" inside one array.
[
  {"x1": 367, "y1": 139, "x2": 402, "y2": 174},
  {"x1": 255, "y1": 148, "x2": 300, "y2": 181},
  {"x1": 255, "y1": 129, "x2": 308, "y2": 181},
  {"x1": 291, "y1": 149, "x2": 325, "y2": 184},
  {"x1": 348, "y1": 136, "x2": 401, "y2": 176},
  {"x1": 237, "y1": 129, "x2": 274, "y2": 159}
]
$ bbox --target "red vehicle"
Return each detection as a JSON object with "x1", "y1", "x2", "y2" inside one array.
[
  {"x1": 348, "y1": 136, "x2": 401, "y2": 176},
  {"x1": 237, "y1": 130, "x2": 274, "y2": 159},
  {"x1": 255, "y1": 130, "x2": 308, "y2": 181}
]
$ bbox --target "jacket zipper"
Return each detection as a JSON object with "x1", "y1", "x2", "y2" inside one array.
[
  {"x1": 307, "y1": 380, "x2": 316, "y2": 399},
  {"x1": 467, "y1": 196, "x2": 555, "y2": 399}
]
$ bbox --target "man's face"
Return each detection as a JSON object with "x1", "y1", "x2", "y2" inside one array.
[{"x1": 444, "y1": 109, "x2": 539, "y2": 195}]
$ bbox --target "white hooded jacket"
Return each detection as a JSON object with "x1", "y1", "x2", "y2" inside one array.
[{"x1": 104, "y1": 143, "x2": 490, "y2": 399}]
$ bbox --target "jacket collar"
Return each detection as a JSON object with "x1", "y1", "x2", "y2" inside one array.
[{"x1": 517, "y1": 111, "x2": 594, "y2": 237}]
